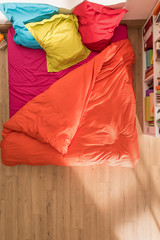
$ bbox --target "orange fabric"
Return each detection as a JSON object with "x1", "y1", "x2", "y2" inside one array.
[{"x1": 1, "y1": 39, "x2": 139, "y2": 167}]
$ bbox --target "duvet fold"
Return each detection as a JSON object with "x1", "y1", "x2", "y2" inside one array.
[{"x1": 1, "y1": 39, "x2": 139, "y2": 167}]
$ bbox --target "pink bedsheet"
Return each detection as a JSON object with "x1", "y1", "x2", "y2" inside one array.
[
  {"x1": 8, "y1": 27, "x2": 97, "y2": 117},
  {"x1": 8, "y1": 25, "x2": 128, "y2": 117},
  {"x1": 111, "y1": 24, "x2": 128, "y2": 42}
]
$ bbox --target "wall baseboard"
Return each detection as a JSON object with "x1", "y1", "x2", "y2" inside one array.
[
  {"x1": 0, "y1": 24, "x2": 12, "y2": 33},
  {"x1": 121, "y1": 19, "x2": 146, "y2": 28}
]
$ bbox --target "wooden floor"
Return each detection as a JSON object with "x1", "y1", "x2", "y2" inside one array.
[{"x1": 0, "y1": 25, "x2": 160, "y2": 240}]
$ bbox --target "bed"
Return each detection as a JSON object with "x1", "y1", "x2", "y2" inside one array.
[{"x1": 0, "y1": 1, "x2": 139, "y2": 167}]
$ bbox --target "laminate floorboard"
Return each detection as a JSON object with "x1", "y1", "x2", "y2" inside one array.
[{"x1": 1, "y1": 24, "x2": 160, "y2": 240}]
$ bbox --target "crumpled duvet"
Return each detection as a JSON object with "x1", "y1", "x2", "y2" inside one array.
[{"x1": 1, "y1": 39, "x2": 139, "y2": 167}]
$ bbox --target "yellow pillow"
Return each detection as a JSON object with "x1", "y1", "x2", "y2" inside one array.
[{"x1": 25, "y1": 14, "x2": 91, "y2": 72}]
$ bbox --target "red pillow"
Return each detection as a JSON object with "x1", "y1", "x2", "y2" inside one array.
[{"x1": 73, "y1": 1, "x2": 127, "y2": 52}]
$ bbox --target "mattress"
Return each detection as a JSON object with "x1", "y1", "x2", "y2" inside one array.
[
  {"x1": 1, "y1": 38, "x2": 139, "y2": 167},
  {"x1": 1, "y1": 15, "x2": 139, "y2": 168},
  {"x1": 8, "y1": 25, "x2": 128, "y2": 117},
  {"x1": 8, "y1": 27, "x2": 97, "y2": 117}
]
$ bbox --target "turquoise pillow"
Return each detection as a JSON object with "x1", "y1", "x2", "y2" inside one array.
[{"x1": 0, "y1": 3, "x2": 58, "y2": 49}]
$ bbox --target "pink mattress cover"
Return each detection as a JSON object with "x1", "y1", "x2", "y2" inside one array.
[{"x1": 8, "y1": 25, "x2": 128, "y2": 117}]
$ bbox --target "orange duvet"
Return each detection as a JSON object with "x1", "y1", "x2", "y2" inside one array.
[{"x1": 1, "y1": 39, "x2": 139, "y2": 167}]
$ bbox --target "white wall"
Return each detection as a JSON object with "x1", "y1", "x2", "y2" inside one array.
[
  {"x1": 124, "y1": 0, "x2": 158, "y2": 19},
  {"x1": 0, "y1": 0, "x2": 159, "y2": 19},
  {"x1": 0, "y1": 0, "x2": 126, "y2": 9}
]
